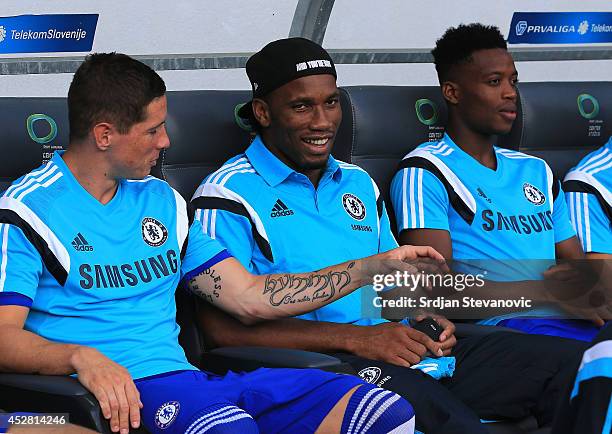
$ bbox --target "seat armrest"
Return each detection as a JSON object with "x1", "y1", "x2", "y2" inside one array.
[
  {"x1": 202, "y1": 346, "x2": 356, "y2": 375},
  {"x1": 454, "y1": 323, "x2": 523, "y2": 338},
  {"x1": 0, "y1": 373, "x2": 90, "y2": 395},
  {"x1": 0, "y1": 373, "x2": 109, "y2": 433}
]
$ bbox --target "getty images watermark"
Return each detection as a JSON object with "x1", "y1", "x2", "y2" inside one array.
[
  {"x1": 364, "y1": 258, "x2": 612, "y2": 321},
  {"x1": 371, "y1": 270, "x2": 534, "y2": 311}
]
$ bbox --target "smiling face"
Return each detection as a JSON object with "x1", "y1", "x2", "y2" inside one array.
[
  {"x1": 254, "y1": 74, "x2": 341, "y2": 177},
  {"x1": 450, "y1": 48, "x2": 518, "y2": 136},
  {"x1": 106, "y1": 95, "x2": 170, "y2": 179}
]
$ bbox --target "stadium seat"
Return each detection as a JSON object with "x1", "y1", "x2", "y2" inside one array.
[
  {"x1": 512, "y1": 81, "x2": 612, "y2": 178},
  {"x1": 0, "y1": 97, "x2": 69, "y2": 192}
]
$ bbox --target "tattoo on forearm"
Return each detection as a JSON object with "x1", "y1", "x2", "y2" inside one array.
[
  {"x1": 263, "y1": 262, "x2": 356, "y2": 306},
  {"x1": 189, "y1": 267, "x2": 222, "y2": 304}
]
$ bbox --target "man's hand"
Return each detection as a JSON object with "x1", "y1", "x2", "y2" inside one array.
[
  {"x1": 70, "y1": 347, "x2": 142, "y2": 434},
  {"x1": 346, "y1": 322, "x2": 444, "y2": 367},
  {"x1": 361, "y1": 245, "x2": 449, "y2": 286},
  {"x1": 414, "y1": 313, "x2": 457, "y2": 356},
  {"x1": 377, "y1": 245, "x2": 448, "y2": 266},
  {"x1": 543, "y1": 262, "x2": 611, "y2": 326}
]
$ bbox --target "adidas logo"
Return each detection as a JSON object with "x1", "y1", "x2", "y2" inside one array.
[
  {"x1": 72, "y1": 233, "x2": 94, "y2": 252},
  {"x1": 270, "y1": 199, "x2": 294, "y2": 218}
]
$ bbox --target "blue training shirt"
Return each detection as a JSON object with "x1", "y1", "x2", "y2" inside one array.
[
  {"x1": 191, "y1": 135, "x2": 397, "y2": 325},
  {"x1": 390, "y1": 134, "x2": 576, "y2": 323},
  {"x1": 564, "y1": 138, "x2": 612, "y2": 255},
  {"x1": 0, "y1": 152, "x2": 229, "y2": 379}
]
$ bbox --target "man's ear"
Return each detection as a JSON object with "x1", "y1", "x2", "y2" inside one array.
[
  {"x1": 92, "y1": 123, "x2": 113, "y2": 151},
  {"x1": 252, "y1": 98, "x2": 271, "y2": 128},
  {"x1": 441, "y1": 81, "x2": 460, "y2": 105}
]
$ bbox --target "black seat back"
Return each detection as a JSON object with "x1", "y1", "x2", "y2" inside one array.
[
  {"x1": 336, "y1": 86, "x2": 449, "y2": 233},
  {"x1": 158, "y1": 90, "x2": 254, "y2": 200},
  {"x1": 0, "y1": 98, "x2": 69, "y2": 191},
  {"x1": 159, "y1": 90, "x2": 253, "y2": 365},
  {"x1": 514, "y1": 81, "x2": 612, "y2": 178}
]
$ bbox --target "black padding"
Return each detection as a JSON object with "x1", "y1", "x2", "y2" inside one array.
[
  {"x1": 337, "y1": 85, "x2": 448, "y2": 166},
  {"x1": 203, "y1": 346, "x2": 355, "y2": 375},
  {"x1": 0, "y1": 98, "x2": 69, "y2": 185},
  {"x1": 191, "y1": 196, "x2": 273, "y2": 262},
  {"x1": 0, "y1": 374, "x2": 111, "y2": 433},
  {"x1": 376, "y1": 196, "x2": 384, "y2": 219},
  {"x1": 564, "y1": 180, "x2": 612, "y2": 221},
  {"x1": 157, "y1": 90, "x2": 254, "y2": 199},
  {"x1": 514, "y1": 82, "x2": 612, "y2": 178},
  {"x1": 552, "y1": 178, "x2": 560, "y2": 201},
  {"x1": 336, "y1": 86, "x2": 449, "y2": 233},
  {"x1": 397, "y1": 156, "x2": 475, "y2": 225},
  {"x1": 175, "y1": 287, "x2": 205, "y2": 367},
  {"x1": 453, "y1": 323, "x2": 523, "y2": 338},
  {"x1": 0, "y1": 209, "x2": 68, "y2": 286}
]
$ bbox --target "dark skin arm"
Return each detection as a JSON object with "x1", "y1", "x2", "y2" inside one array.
[
  {"x1": 399, "y1": 229, "x2": 453, "y2": 262},
  {"x1": 398, "y1": 229, "x2": 586, "y2": 262},
  {"x1": 197, "y1": 299, "x2": 450, "y2": 367},
  {"x1": 555, "y1": 236, "x2": 586, "y2": 260}
]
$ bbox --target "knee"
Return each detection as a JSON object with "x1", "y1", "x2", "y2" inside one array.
[
  {"x1": 379, "y1": 395, "x2": 415, "y2": 434},
  {"x1": 342, "y1": 385, "x2": 415, "y2": 434},
  {"x1": 184, "y1": 405, "x2": 259, "y2": 434}
]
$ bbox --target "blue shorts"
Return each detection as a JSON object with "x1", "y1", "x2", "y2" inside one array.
[
  {"x1": 135, "y1": 368, "x2": 366, "y2": 434},
  {"x1": 498, "y1": 318, "x2": 601, "y2": 342}
]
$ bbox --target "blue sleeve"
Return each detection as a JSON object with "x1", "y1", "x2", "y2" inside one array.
[
  {"x1": 0, "y1": 224, "x2": 43, "y2": 307},
  {"x1": 390, "y1": 167, "x2": 450, "y2": 234},
  {"x1": 193, "y1": 207, "x2": 255, "y2": 271},
  {"x1": 378, "y1": 201, "x2": 398, "y2": 253},
  {"x1": 552, "y1": 184, "x2": 577, "y2": 244},
  {"x1": 180, "y1": 220, "x2": 231, "y2": 282},
  {"x1": 566, "y1": 190, "x2": 612, "y2": 254}
]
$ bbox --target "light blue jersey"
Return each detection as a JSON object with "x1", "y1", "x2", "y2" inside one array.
[
  {"x1": 191, "y1": 135, "x2": 397, "y2": 325},
  {"x1": 564, "y1": 138, "x2": 612, "y2": 255},
  {"x1": 0, "y1": 152, "x2": 229, "y2": 379},
  {"x1": 390, "y1": 134, "x2": 577, "y2": 326},
  {"x1": 390, "y1": 134, "x2": 575, "y2": 279},
  {"x1": 553, "y1": 324, "x2": 612, "y2": 433}
]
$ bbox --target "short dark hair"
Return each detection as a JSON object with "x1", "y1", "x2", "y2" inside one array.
[
  {"x1": 68, "y1": 52, "x2": 166, "y2": 142},
  {"x1": 432, "y1": 23, "x2": 507, "y2": 83}
]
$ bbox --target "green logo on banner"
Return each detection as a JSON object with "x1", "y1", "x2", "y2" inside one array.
[
  {"x1": 577, "y1": 94, "x2": 600, "y2": 120},
  {"x1": 415, "y1": 99, "x2": 439, "y2": 126},
  {"x1": 27, "y1": 114, "x2": 58, "y2": 144}
]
